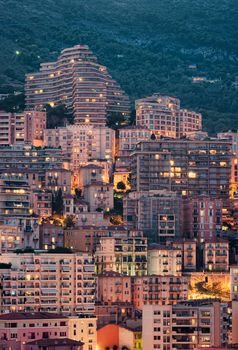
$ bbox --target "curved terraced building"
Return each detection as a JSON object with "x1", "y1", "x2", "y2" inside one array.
[{"x1": 25, "y1": 45, "x2": 130, "y2": 125}]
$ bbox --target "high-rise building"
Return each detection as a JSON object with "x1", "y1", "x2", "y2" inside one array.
[
  {"x1": 218, "y1": 131, "x2": 238, "y2": 156},
  {"x1": 0, "y1": 252, "x2": 95, "y2": 315},
  {"x1": 123, "y1": 190, "x2": 184, "y2": 241},
  {"x1": 203, "y1": 239, "x2": 229, "y2": 272},
  {"x1": 142, "y1": 300, "x2": 230, "y2": 349},
  {"x1": 25, "y1": 45, "x2": 130, "y2": 125},
  {"x1": 0, "y1": 110, "x2": 46, "y2": 146},
  {"x1": 230, "y1": 266, "x2": 238, "y2": 301},
  {"x1": 96, "y1": 272, "x2": 188, "y2": 309},
  {"x1": 95, "y1": 233, "x2": 147, "y2": 276},
  {"x1": 147, "y1": 244, "x2": 182, "y2": 276},
  {"x1": 136, "y1": 93, "x2": 201, "y2": 138},
  {"x1": 0, "y1": 145, "x2": 71, "y2": 193},
  {"x1": 0, "y1": 312, "x2": 96, "y2": 350},
  {"x1": 130, "y1": 139, "x2": 232, "y2": 201},
  {"x1": 44, "y1": 124, "x2": 115, "y2": 173},
  {"x1": 0, "y1": 173, "x2": 31, "y2": 219},
  {"x1": 183, "y1": 196, "x2": 223, "y2": 240}
]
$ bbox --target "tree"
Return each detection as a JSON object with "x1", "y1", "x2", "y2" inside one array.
[
  {"x1": 0, "y1": 93, "x2": 25, "y2": 112},
  {"x1": 117, "y1": 181, "x2": 126, "y2": 191},
  {"x1": 52, "y1": 188, "x2": 64, "y2": 215},
  {"x1": 46, "y1": 104, "x2": 74, "y2": 128},
  {"x1": 64, "y1": 215, "x2": 75, "y2": 228}
]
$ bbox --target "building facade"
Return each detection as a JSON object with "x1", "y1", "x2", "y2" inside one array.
[
  {"x1": 0, "y1": 252, "x2": 95, "y2": 315},
  {"x1": 25, "y1": 45, "x2": 130, "y2": 125},
  {"x1": 130, "y1": 139, "x2": 232, "y2": 202},
  {"x1": 0, "y1": 110, "x2": 46, "y2": 146},
  {"x1": 135, "y1": 93, "x2": 201, "y2": 138},
  {"x1": 142, "y1": 300, "x2": 230, "y2": 350}
]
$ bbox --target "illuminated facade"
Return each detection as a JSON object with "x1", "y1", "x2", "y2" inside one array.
[
  {"x1": 147, "y1": 245, "x2": 182, "y2": 276},
  {"x1": 0, "y1": 312, "x2": 95, "y2": 350},
  {"x1": 130, "y1": 139, "x2": 232, "y2": 201},
  {"x1": 95, "y1": 233, "x2": 147, "y2": 276},
  {"x1": 133, "y1": 275, "x2": 188, "y2": 309},
  {"x1": 169, "y1": 239, "x2": 197, "y2": 272},
  {"x1": 123, "y1": 190, "x2": 184, "y2": 241},
  {"x1": 230, "y1": 266, "x2": 238, "y2": 301},
  {"x1": 143, "y1": 300, "x2": 230, "y2": 350},
  {"x1": 183, "y1": 196, "x2": 223, "y2": 240},
  {"x1": 84, "y1": 182, "x2": 114, "y2": 212},
  {"x1": 136, "y1": 93, "x2": 201, "y2": 138},
  {"x1": 0, "y1": 252, "x2": 95, "y2": 315},
  {"x1": 44, "y1": 124, "x2": 115, "y2": 174},
  {"x1": 204, "y1": 239, "x2": 229, "y2": 272},
  {"x1": 25, "y1": 45, "x2": 130, "y2": 125},
  {"x1": 0, "y1": 145, "x2": 71, "y2": 194},
  {"x1": 0, "y1": 110, "x2": 46, "y2": 146}
]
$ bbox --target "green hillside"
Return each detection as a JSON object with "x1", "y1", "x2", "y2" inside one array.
[{"x1": 1, "y1": 0, "x2": 238, "y2": 133}]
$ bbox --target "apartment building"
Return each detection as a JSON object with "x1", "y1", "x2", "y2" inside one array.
[
  {"x1": 147, "y1": 245, "x2": 182, "y2": 276},
  {"x1": 25, "y1": 45, "x2": 130, "y2": 125},
  {"x1": 230, "y1": 266, "x2": 238, "y2": 301},
  {"x1": 118, "y1": 125, "x2": 152, "y2": 159},
  {"x1": 95, "y1": 234, "x2": 147, "y2": 276},
  {"x1": 135, "y1": 93, "x2": 201, "y2": 138},
  {"x1": 44, "y1": 124, "x2": 115, "y2": 173},
  {"x1": 68, "y1": 315, "x2": 97, "y2": 350},
  {"x1": 0, "y1": 312, "x2": 69, "y2": 350},
  {"x1": 204, "y1": 239, "x2": 229, "y2": 272},
  {"x1": 0, "y1": 173, "x2": 31, "y2": 218},
  {"x1": 97, "y1": 272, "x2": 188, "y2": 310},
  {"x1": 0, "y1": 252, "x2": 95, "y2": 315},
  {"x1": 230, "y1": 157, "x2": 238, "y2": 200},
  {"x1": 178, "y1": 109, "x2": 202, "y2": 137},
  {"x1": 142, "y1": 300, "x2": 230, "y2": 350},
  {"x1": 0, "y1": 145, "x2": 71, "y2": 193},
  {"x1": 123, "y1": 190, "x2": 184, "y2": 241},
  {"x1": 133, "y1": 275, "x2": 188, "y2": 310},
  {"x1": 25, "y1": 339, "x2": 83, "y2": 350},
  {"x1": 183, "y1": 196, "x2": 223, "y2": 240},
  {"x1": 64, "y1": 226, "x2": 137, "y2": 253},
  {"x1": 95, "y1": 302, "x2": 135, "y2": 328},
  {"x1": 39, "y1": 223, "x2": 64, "y2": 250},
  {"x1": 0, "y1": 110, "x2": 46, "y2": 146},
  {"x1": 78, "y1": 164, "x2": 109, "y2": 190},
  {"x1": 83, "y1": 182, "x2": 114, "y2": 212},
  {"x1": 0, "y1": 216, "x2": 40, "y2": 252},
  {"x1": 169, "y1": 239, "x2": 197, "y2": 272},
  {"x1": 130, "y1": 139, "x2": 232, "y2": 201},
  {"x1": 30, "y1": 189, "x2": 52, "y2": 218},
  {"x1": 136, "y1": 94, "x2": 180, "y2": 138},
  {"x1": 218, "y1": 131, "x2": 238, "y2": 156},
  {"x1": 97, "y1": 323, "x2": 142, "y2": 350},
  {"x1": 97, "y1": 271, "x2": 132, "y2": 303},
  {"x1": 0, "y1": 312, "x2": 96, "y2": 350}
]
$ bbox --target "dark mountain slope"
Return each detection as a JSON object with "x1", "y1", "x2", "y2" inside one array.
[{"x1": 1, "y1": 0, "x2": 238, "y2": 133}]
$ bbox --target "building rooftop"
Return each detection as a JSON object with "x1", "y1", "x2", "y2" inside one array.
[
  {"x1": 81, "y1": 164, "x2": 103, "y2": 169},
  {"x1": 98, "y1": 271, "x2": 126, "y2": 278},
  {"x1": 148, "y1": 243, "x2": 181, "y2": 251},
  {"x1": 27, "y1": 338, "x2": 84, "y2": 347},
  {"x1": 84, "y1": 181, "x2": 113, "y2": 187},
  {"x1": 120, "y1": 124, "x2": 150, "y2": 130},
  {"x1": 0, "y1": 312, "x2": 67, "y2": 321}
]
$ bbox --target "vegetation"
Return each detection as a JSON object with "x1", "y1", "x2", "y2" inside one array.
[
  {"x1": 15, "y1": 247, "x2": 35, "y2": 254},
  {"x1": 48, "y1": 247, "x2": 73, "y2": 254},
  {"x1": 63, "y1": 215, "x2": 75, "y2": 228},
  {"x1": 1, "y1": 0, "x2": 238, "y2": 133},
  {"x1": 52, "y1": 188, "x2": 64, "y2": 215},
  {"x1": 46, "y1": 104, "x2": 73, "y2": 128}
]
